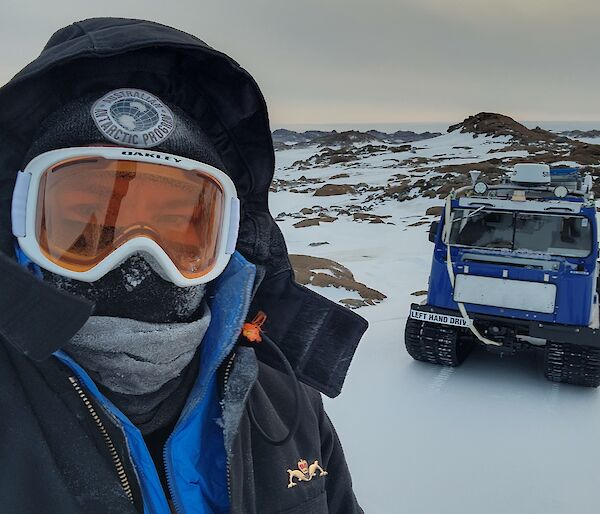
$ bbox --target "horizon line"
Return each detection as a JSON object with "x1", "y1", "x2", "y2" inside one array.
[{"x1": 272, "y1": 118, "x2": 600, "y2": 126}]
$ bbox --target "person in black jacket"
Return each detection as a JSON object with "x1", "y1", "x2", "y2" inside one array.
[{"x1": 0, "y1": 18, "x2": 368, "y2": 514}]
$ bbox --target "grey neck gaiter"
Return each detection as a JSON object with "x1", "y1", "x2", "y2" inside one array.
[{"x1": 66, "y1": 302, "x2": 211, "y2": 434}]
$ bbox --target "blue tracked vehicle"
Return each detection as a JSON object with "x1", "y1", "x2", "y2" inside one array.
[{"x1": 406, "y1": 164, "x2": 600, "y2": 386}]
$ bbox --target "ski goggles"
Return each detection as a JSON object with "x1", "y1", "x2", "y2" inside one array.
[{"x1": 11, "y1": 147, "x2": 240, "y2": 286}]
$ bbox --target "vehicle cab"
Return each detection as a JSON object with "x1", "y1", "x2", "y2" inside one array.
[
  {"x1": 406, "y1": 163, "x2": 600, "y2": 387},
  {"x1": 428, "y1": 164, "x2": 598, "y2": 327}
]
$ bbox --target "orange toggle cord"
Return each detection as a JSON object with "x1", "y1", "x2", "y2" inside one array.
[{"x1": 242, "y1": 311, "x2": 267, "y2": 343}]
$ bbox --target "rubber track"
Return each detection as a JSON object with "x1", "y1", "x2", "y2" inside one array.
[
  {"x1": 405, "y1": 318, "x2": 465, "y2": 366},
  {"x1": 544, "y1": 341, "x2": 600, "y2": 388}
]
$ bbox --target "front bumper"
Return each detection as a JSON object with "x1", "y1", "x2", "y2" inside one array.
[{"x1": 409, "y1": 303, "x2": 600, "y2": 349}]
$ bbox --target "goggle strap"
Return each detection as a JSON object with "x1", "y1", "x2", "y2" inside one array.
[
  {"x1": 11, "y1": 171, "x2": 31, "y2": 238},
  {"x1": 226, "y1": 197, "x2": 240, "y2": 255}
]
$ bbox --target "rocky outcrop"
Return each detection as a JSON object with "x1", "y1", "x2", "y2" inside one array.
[
  {"x1": 293, "y1": 215, "x2": 338, "y2": 228},
  {"x1": 272, "y1": 128, "x2": 440, "y2": 147},
  {"x1": 352, "y1": 212, "x2": 393, "y2": 224},
  {"x1": 272, "y1": 128, "x2": 329, "y2": 144},
  {"x1": 448, "y1": 112, "x2": 557, "y2": 144},
  {"x1": 315, "y1": 131, "x2": 381, "y2": 146},
  {"x1": 314, "y1": 184, "x2": 357, "y2": 196},
  {"x1": 425, "y1": 206, "x2": 444, "y2": 216},
  {"x1": 568, "y1": 144, "x2": 600, "y2": 165},
  {"x1": 289, "y1": 254, "x2": 386, "y2": 308},
  {"x1": 559, "y1": 129, "x2": 600, "y2": 138}
]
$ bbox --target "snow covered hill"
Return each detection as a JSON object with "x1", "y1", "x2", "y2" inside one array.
[{"x1": 271, "y1": 114, "x2": 600, "y2": 514}]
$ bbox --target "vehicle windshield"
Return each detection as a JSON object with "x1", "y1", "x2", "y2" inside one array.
[{"x1": 446, "y1": 208, "x2": 592, "y2": 258}]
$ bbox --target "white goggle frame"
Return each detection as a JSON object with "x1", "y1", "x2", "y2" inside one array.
[{"x1": 11, "y1": 146, "x2": 240, "y2": 287}]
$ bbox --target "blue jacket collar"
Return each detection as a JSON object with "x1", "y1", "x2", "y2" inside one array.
[{"x1": 181, "y1": 251, "x2": 256, "y2": 418}]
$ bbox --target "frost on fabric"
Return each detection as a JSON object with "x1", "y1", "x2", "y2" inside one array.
[
  {"x1": 121, "y1": 259, "x2": 148, "y2": 292},
  {"x1": 42, "y1": 252, "x2": 208, "y2": 322}
]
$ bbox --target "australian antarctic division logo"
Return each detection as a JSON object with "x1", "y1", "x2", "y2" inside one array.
[{"x1": 91, "y1": 89, "x2": 175, "y2": 148}]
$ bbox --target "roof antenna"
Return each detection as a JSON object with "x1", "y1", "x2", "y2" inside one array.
[{"x1": 469, "y1": 170, "x2": 481, "y2": 186}]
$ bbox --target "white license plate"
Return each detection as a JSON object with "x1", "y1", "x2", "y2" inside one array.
[{"x1": 410, "y1": 309, "x2": 469, "y2": 327}]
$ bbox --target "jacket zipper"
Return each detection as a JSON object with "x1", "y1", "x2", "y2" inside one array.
[
  {"x1": 163, "y1": 444, "x2": 181, "y2": 514},
  {"x1": 222, "y1": 351, "x2": 237, "y2": 503},
  {"x1": 68, "y1": 376, "x2": 134, "y2": 503}
]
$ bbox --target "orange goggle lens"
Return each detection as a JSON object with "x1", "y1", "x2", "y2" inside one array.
[{"x1": 35, "y1": 157, "x2": 225, "y2": 279}]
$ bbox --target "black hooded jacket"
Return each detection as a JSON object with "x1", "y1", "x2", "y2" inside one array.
[{"x1": 0, "y1": 18, "x2": 368, "y2": 514}]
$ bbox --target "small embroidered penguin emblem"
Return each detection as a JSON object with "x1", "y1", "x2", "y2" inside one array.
[{"x1": 287, "y1": 459, "x2": 328, "y2": 488}]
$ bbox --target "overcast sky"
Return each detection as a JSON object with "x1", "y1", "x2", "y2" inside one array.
[{"x1": 1, "y1": 0, "x2": 599, "y2": 129}]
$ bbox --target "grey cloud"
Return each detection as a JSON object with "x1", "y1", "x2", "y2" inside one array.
[{"x1": 1, "y1": 0, "x2": 599, "y2": 126}]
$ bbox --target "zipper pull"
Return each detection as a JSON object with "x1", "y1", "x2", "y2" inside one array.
[{"x1": 242, "y1": 311, "x2": 267, "y2": 343}]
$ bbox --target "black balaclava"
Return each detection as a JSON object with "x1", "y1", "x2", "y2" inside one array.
[{"x1": 23, "y1": 90, "x2": 226, "y2": 323}]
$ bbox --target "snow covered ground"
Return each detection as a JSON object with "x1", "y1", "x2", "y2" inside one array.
[{"x1": 271, "y1": 133, "x2": 600, "y2": 514}]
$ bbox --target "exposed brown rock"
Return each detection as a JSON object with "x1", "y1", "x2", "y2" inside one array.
[
  {"x1": 382, "y1": 182, "x2": 411, "y2": 199},
  {"x1": 329, "y1": 155, "x2": 355, "y2": 164},
  {"x1": 415, "y1": 160, "x2": 507, "y2": 198},
  {"x1": 292, "y1": 214, "x2": 338, "y2": 228},
  {"x1": 448, "y1": 112, "x2": 557, "y2": 144},
  {"x1": 314, "y1": 184, "x2": 357, "y2": 196},
  {"x1": 568, "y1": 143, "x2": 600, "y2": 165},
  {"x1": 389, "y1": 145, "x2": 412, "y2": 153},
  {"x1": 435, "y1": 183, "x2": 457, "y2": 197},
  {"x1": 408, "y1": 157, "x2": 432, "y2": 166},
  {"x1": 425, "y1": 206, "x2": 444, "y2": 216},
  {"x1": 316, "y1": 131, "x2": 380, "y2": 147},
  {"x1": 291, "y1": 147, "x2": 357, "y2": 169},
  {"x1": 561, "y1": 129, "x2": 600, "y2": 138},
  {"x1": 289, "y1": 255, "x2": 354, "y2": 285},
  {"x1": 293, "y1": 218, "x2": 321, "y2": 228},
  {"x1": 357, "y1": 144, "x2": 388, "y2": 155},
  {"x1": 318, "y1": 215, "x2": 338, "y2": 223},
  {"x1": 340, "y1": 299, "x2": 368, "y2": 309},
  {"x1": 353, "y1": 212, "x2": 392, "y2": 223},
  {"x1": 311, "y1": 274, "x2": 387, "y2": 302},
  {"x1": 289, "y1": 254, "x2": 386, "y2": 306},
  {"x1": 340, "y1": 298, "x2": 380, "y2": 309}
]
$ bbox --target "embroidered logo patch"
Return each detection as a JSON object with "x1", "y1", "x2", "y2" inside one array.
[
  {"x1": 91, "y1": 88, "x2": 175, "y2": 148},
  {"x1": 287, "y1": 459, "x2": 328, "y2": 488}
]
